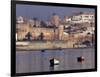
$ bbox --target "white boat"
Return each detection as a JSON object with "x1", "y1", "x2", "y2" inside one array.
[{"x1": 50, "y1": 58, "x2": 60, "y2": 66}]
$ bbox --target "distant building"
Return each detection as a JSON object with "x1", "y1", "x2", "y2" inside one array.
[
  {"x1": 58, "y1": 25, "x2": 64, "y2": 40},
  {"x1": 50, "y1": 13, "x2": 61, "y2": 27},
  {"x1": 45, "y1": 21, "x2": 52, "y2": 27},
  {"x1": 64, "y1": 12, "x2": 94, "y2": 24},
  {"x1": 63, "y1": 16, "x2": 72, "y2": 23},
  {"x1": 16, "y1": 21, "x2": 66, "y2": 41},
  {"x1": 71, "y1": 12, "x2": 94, "y2": 23},
  {"x1": 16, "y1": 12, "x2": 95, "y2": 42},
  {"x1": 16, "y1": 16, "x2": 25, "y2": 24},
  {"x1": 28, "y1": 19, "x2": 35, "y2": 26},
  {"x1": 32, "y1": 18, "x2": 41, "y2": 27}
]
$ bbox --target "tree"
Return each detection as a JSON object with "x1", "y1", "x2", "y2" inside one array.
[
  {"x1": 40, "y1": 21, "x2": 47, "y2": 27},
  {"x1": 39, "y1": 32, "x2": 44, "y2": 40},
  {"x1": 25, "y1": 32, "x2": 32, "y2": 41}
]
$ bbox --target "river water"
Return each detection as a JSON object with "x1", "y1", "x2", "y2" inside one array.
[{"x1": 16, "y1": 47, "x2": 95, "y2": 73}]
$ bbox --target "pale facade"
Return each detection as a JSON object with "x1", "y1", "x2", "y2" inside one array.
[
  {"x1": 64, "y1": 12, "x2": 94, "y2": 24},
  {"x1": 64, "y1": 16, "x2": 72, "y2": 23},
  {"x1": 71, "y1": 12, "x2": 94, "y2": 23},
  {"x1": 16, "y1": 16, "x2": 25, "y2": 24}
]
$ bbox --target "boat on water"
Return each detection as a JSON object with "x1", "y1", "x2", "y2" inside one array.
[
  {"x1": 77, "y1": 56, "x2": 85, "y2": 63},
  {"x1": 50, "y1": 58, "x2": 60, "y2": 66}
]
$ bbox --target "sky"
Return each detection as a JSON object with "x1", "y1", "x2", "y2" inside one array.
[{"x1": 16, "y1": 4, "x2": 95, "y2": 21}]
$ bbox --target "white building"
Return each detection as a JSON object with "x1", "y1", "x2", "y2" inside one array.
[
  {"x1": 71, "y1": 12, "x2": 94, "y2": 23},
  {"x1": 28, "y1": 19, "x2": 41, "y2": 27},
  {"x1": 64, "y1": 16, "x2": 72, "y2": 23},
  {"x1": 64, "y1": 12, "x2": 94, "y2": 24},
  {"x1": 16, "y1": 16, "x2": 24, "y2": 24}
]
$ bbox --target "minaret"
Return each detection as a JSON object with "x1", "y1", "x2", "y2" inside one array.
[{"x1": 50, "y1": 13, "x2": 60, "y2": 27}]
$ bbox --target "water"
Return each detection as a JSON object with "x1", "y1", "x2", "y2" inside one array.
[{"x1": 16, "y1": 48, "x2": 95, "y2": 73}]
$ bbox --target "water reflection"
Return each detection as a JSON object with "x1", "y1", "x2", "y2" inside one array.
[
  {"x1": 49, "y1": 65, "x2": 60, "y2": 71},
  {"x1": 16, "y1": 48, "x2": 95, "y2": 73}
]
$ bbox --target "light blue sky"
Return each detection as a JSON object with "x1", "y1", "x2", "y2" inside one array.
[{"x1": 16, "y1": 4, "x2": 95, "y2": 20}]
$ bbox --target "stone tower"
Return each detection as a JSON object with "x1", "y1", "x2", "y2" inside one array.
[
  {"x1": 50, "y1": 13, "x2": 61, "y2": 27},
  {"x1": 58, "y1": 25, "x2": 64, "y2": 40}
]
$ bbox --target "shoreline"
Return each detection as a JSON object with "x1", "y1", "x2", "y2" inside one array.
[{"x1": 16, "y1": 47, "x2": 94, "y2": 51}]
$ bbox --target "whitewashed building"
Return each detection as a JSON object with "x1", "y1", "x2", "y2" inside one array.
[
  {"x1": 64, "y1": 12, "x2": 94, "y2": 24},
  {"x1": 64, "y1": 16, "x2": 72, "y2": 23},
  {"x1": 71, "y1": 12, "x2": 94, "y2": 23},
  {"x1": 16, "y1": 16, "x2": 24, "y2": 24}
]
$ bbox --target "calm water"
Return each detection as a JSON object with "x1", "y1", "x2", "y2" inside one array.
[{"x1": 16, "y1": 48, "x2": 95, "y2": 73}]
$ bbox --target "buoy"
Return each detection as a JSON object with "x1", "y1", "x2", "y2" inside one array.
[
  {"x1": 50, "y1": 58, "x2": 60, "y2": 66},
  {"x1": 77, "y1": 56, "x2": 85, "y2": 63}
]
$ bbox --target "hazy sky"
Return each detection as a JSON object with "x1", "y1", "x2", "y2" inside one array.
[{"x1": 16, "y1": 4, "x2": 95, "y2": 20}]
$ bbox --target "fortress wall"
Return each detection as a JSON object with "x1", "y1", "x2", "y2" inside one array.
[{"x1": 16, "y1": 23, "x2": 60, "y2": 40}]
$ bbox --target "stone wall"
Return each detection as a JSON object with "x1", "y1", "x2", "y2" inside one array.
[{"x1": 16, "y1": 23, "x2": 62, "y2": 40}]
